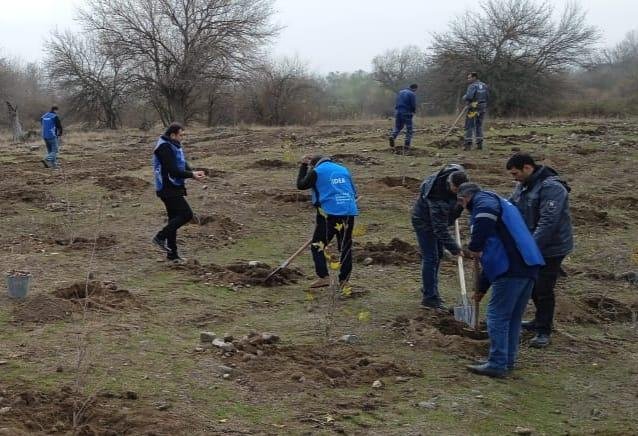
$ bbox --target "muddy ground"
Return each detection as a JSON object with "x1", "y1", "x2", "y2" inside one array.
[{"x1": 1, "y1": 119, "x2": 637, "y2": 434}]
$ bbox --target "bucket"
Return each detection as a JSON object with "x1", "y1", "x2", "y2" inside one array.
[{"x1": 6, "y1": 271, "x2": 31, "y2": 299}]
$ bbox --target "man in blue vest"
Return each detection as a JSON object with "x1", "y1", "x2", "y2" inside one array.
[
  {"x1": 462, "y1": 73, "x2": 489, "y2": 150},
  {"x1": 389, "y1": 84, "x2": 418, "y2": 151},
  {"x1": 40, "y1": 106, "x2": 63, "y2": 168},
  {"x1": 411, "y1": 164, "x2": 468, "y2": 311},
  {"x1": 297, "y1": 154, "x2": 359, "y2": 289},
  {"x1": 457, "y1": 182, "x2": 544, "y2": 378},
  {"x1": 507, "y1": 153, "x2": 573, "y2": 348},
  {"x1": 152, "y1": 122, "x2": 206, "y2": 264}
]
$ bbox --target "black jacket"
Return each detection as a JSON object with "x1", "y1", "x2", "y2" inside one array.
[{"x1": 154, "y1": 137, "x2": 193, "y2": 198}]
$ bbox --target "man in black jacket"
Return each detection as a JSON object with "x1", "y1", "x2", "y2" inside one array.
[{"x1": 152, "y1": 123, "x2": 205, "y2": 263}]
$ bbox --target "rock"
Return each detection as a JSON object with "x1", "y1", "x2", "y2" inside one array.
[
  {"x1": 223, "y1": 333, "x2": 234, "y2": 342},
  {"x1": 45, "y1": 202, "x2": 66, "y2": 212},
  {"x1": 248, "y1": 261, "x2": 261, "y2": 267},
  {"x1": 156, "y1": 402, "x2": 171, "y2": 411},
  {"x1": 395, "y1": 376, "x2": 410, "y2": 383},
  {"x1": 200, "y1": 331, "x2": 216, "y2": 343},
  {"x1": 291, "y1": 373, "x2": 305, "y2": 382},
  {"x1": 0, "y1": 361, "x2": 7, "y2": 366},
  {"x1": 217, "y1": 365, "x2": 234, "y2": 376},
  {"x1": 131, "y1": 203, "x2": 141, "y2": 208},
  {"x1": 261, "y1": 332, "x2": 280, "y2": 344},
  {"x1": 0, "y1": 407, "x2": 11, "y2": 415},
  {"x1": 363, "y1": 257, "x2": 374, "y2": 266},
  {"x1": 323, "y1": 366, "x2": 346, "y2": 378},
  {"x1": 212, "y1": 338, "x2": 236, "y2": 352},
  {"x1": 124, "y1": 391, "x2": 138, "y2": 400},
  {"x1": 513, "y1": 427, "x2": 533, "y2": 435},
  {"x1": 339, "y1": 334, "x2": 359, "y2": 344},
  {"x1": 372, "y1": 380, "x2": 383, "y2": 389},
  {"x1": 417, "y1": 401, "x2": 437, "y2": 410},
  {"x1": 618, "y1": 271, "x2": 638, "y2": 285}
]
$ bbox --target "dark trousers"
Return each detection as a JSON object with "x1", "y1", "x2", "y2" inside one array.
[
  {"x1": 157, "y1": 195, "x2": 193, "y2": 258},
  {"x1": 310, "y1": 213, "x2": 354, "y2": 282},
  {"x1": 391, "y1": 112, "x2": 414, "y2": 146},
  {"x1": 464, "y1": 111, "x2": 485, "y2": 148},
  {"x1": 413, "y1": 226, "x2": 443, "y2": 305},
  {"x1": 530, "y1": 256, "x2": 565, "y2": 335}
]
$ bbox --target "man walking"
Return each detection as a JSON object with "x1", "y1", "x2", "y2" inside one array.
[
  {"x1": 462, "y1": 73, "x2": 488, "y2": 150},
  {"x1": 457, "y1": 183, "x2": 544, "y2": 378},
  {"x1": 411, "y1": 164, "x2": 468, "y2": 310},
  {"x1": 40, "y1": 106, "x2": 63, "y2": 168},
  {"x1": 506, "y1": 153, "x2": 573, "y2": 348},
  {"x1": 389, "y1": 84, "x2": 418, "y2": 151},
  {"x1": 297, "y1": 154, "x2": 358, "y2": 289},
  {"x1": 152, "y1": 122, "x2": 206, "y2": 264}
]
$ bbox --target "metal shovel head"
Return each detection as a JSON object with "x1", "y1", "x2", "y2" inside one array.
[{"x1": 453, "y1": 304, "x2": 476, "y2": 327}]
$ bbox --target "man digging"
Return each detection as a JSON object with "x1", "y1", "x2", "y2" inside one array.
[{"x1": 297, "y1": 154, "x2": 359, "y2": 290}]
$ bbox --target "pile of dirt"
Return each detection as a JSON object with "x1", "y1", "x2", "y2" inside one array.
[
  {"x1": 431, "y1": 138, "x2": 461, "y2": 148},
  {"x1": 0, "y1": 188, "x2": 48, "y2": 205},
  {"x1": 376, "y1": 176, "x2": 421, "y2": 191},
  {"x1": 54, "y1": 234, "x2": 117, "y2": 250},
  {"x1": 95, "y1": 175, "x2": 150, "y2": 192},
  {"x1": 582, "y1": 294, "x2": 638, "y2": 322},
  {"x1": 11, "y1": 293, "x2": 74, "y2": 324},
  {"x1": 570, "y1": 125, "x2": 608, "y2": 136},
  {"x1": 571, "y1": 206, "x2": 612, "y2": 226},
  {"x1": 53, "y1": 281, "x2": 142, "y2": 312},
  {"x1": 273, "y1": 192, "x2": 312, "y2": 203},
  {"x1": 0, "y1": 385, "x2": 178, "y2": 435},
  {"x1": 248, "y1": 159, "x2": 295, "y2": 169},
  {"x1": 191, "y1": 213, "x2": 243, "y2": 235},
  {"x1": 224, "y1": 262, "x2": 304, "y2": 286},
  {"x1": 332, "y1": 153, "x2": 380, "y2": 166},
  {"x1": 355, "y1": 238, "x2": 420, "y2": 265}
]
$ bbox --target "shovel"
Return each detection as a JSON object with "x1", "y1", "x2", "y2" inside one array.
[
  {"x1": 264, "y1": 237, "x2": 313, "y2": 283},
  {"x1": 441, "y1": 106, "x2": 468, "y2": 141},
  {"x1": 453, "y1": 219, "x2": 475, "y2": 327}
]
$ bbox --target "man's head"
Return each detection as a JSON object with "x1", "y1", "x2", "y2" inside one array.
[
  {"x1": 456, "y1": 182, "x2": 481, "y2": 209},
  {"x1": 409, "y1": 83, "x2": 418, "y2": 91},
  {"x1": 467, "y1": 72, "x2": 478, "y2": 83},
  {"x1": 51, "y1": 105, "x2": 59, "y2": 113},
  {"x1": 447, "y1": 170, "x2": 469, "y2": 194},
  {"x1": 506, "y1": 153, "x2": 537, "y2": 183},
  {"x1": 164, "y1": 122, "x2": 184, "y2": 141}
]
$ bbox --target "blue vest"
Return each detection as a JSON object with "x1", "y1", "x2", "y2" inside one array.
[
  {"x1": 312, "y1": 161, "x2": 358, "y2": 216},
  {"x1": 472, "y1": 192, "x2": 545, "y2": 282},
  {"x1": 153, "y1": 137, "x2": 186, "y2": 192},
  {"x1": 41, "y1": 112, "x2": 58, "y2": 140}
]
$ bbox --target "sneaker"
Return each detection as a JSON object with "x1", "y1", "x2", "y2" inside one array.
[
  {"x1": 466, "y1": 362, "x2": 507, "y2": 378},
  {"x1": 521, "y1": 320, "x2": 537, "y2": 332},
  {"x1": 152, "y1": 235, "x2": 170, "y2": 253},
  {"x1": 420, "y1": 301, "x2": 452, "y2": 314},
  {"x1": 309, "y1": 276, "x2": 330, "y2": 288},
  {"x1": 529, "y1": 333, "x2": 551, "y2": 348},
  {"x1": 42, "y1": 159, "x2": 51, "y2": 168},
  {"x1": 389, "y1": 137, "x2": 395, "y2": 148},
  {"x1": 168, "y1": 255, "x2": 187, "y2": 265}
]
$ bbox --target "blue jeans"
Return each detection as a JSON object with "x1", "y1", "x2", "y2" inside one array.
[
  {"x1": 464, "y1": 111, "x2": 485, "y2": 148},
  {"x1": 486, "y1": 277, "x2": 534, "y2": 370},
  {"x1": 44, "y1": 137, "x2": 59, "y2": 165},
  {"x1": 413, "y1": 226, "x2": 443, "y2": 305},
  {"x1": 391, "y1": 112, "x2": 414, "y2": 146}
]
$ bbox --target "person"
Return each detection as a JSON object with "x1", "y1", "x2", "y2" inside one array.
[
  {"x1": 40, "y1": 106, "x2": 63, "y2": 168},
  {"x1": 389, "y1": 84, "x2": 418, "y2": 150},
  {"x1": 462, "y1": 73, "x2": 489, "y2": 150},
  {"x1": 457, "y1": 183, "x2": 544, "y2": 378},
  {"x1": 411, "y1": 164, "x2": 468, "y2": 310},
  {"x1": 297, "y1": 154, "x2": 359, "y2": 289},
  {"x1": 152, "y1": 122, "x2": 206, "y2": 264},
  {"x1": 506, "y1": 153, "x2": 573, "y2": 348}
]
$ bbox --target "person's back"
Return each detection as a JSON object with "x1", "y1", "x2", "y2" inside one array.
[
  {"x1": 395, "y1": 88, "x2": 416, "y2": 113},
  {"x1": 40, "y1": 106, "x2": 62, "y2": 168},
  {"x1": 41, "y1": 111, "x2": 59, "y2": 140},
  {"x1": 312, "y1": 160, "x2": 358, "y2": 217}
]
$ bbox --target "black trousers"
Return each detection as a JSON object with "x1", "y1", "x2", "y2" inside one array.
[
  {"x1": 531, "y1": 256, "x2": 565, "y2": 335},
  {"x1": 157, "y1": 195, "x2": 193, "y2": 258},
  {"x1": 310, "y1": 213, "x2": 354, "y2": 283}
]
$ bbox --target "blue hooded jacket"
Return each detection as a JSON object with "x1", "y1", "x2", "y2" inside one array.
[
  {"x1": 395, "y1": 88, "x2": 417, "y2": 114},
  {"x1": 312, "y1": 160, "x2": 358, "y2": 216},
  {"x1": 41, "y1": 111, "x2": 61, "y2": 140}
]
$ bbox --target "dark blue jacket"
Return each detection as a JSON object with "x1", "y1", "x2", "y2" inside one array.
[
  {"x1": 41, "y1": 111, "x2": 63, "y2": 140},
  {"x1": 395, "y1": 88, "x2": 417, "y2": 114},
  {"x1": 463, "y1": 81, "x2": 489, "y2": 111},
  {"x1": 509, "y1": 166, "x2": 574, "y2": 258},
  {"x1": 152, "y1": 135, "x2": 193, "y2": 198},
  {"x1": 467, "y1": 191, "x2": 540, "y2": 291},
  {"x1": 411, "y1": 164, "x2": 464, "y2": 255}
]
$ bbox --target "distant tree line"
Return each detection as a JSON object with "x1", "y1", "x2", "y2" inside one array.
[{"x1": 1, "y1": 0, "x2": 637, "y2": 131}]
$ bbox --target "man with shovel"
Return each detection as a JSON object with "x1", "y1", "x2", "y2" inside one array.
[
  {"x1": 151, "y1": 122, "x2": 206, "y2": 264},
  {"x1": 411, "y1": 164, "x2": 468, "y2": 311},
  {"x1": 297, "y1": 154, "x2": 358, "y2": 289},
  {"x1": 507, "y1": 153, "x2": 573, "y2": 348},
  {"x1": 462, "y1": 73, "x2": 489, "y2": 150},
  {"x1": 457, "y1": 183, "x2": 544, "y2": 378}
]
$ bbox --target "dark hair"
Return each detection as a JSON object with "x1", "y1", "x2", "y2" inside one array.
[
  {"x1": 409, "y1": 83, "x2": 418, "y2": 90},
  {"x1": 164, "y1": 122, "x2": 184, "y2": 137},
  {"x1": 310, "y1": 154, "x2": 325, "y2": 166},
  {"x1": 468, "y1": 72, "x2": 478, "y2": 79},
  {"x1": 457, "y1": 182, "x2": 481, "y2": 197},
  {"x1": 51, "y1": 106, "x2": 59, "y2": 112},
  {"x1": 449, "y1": 171, "x2": 469, "y2": 187},
  {"x1": 506, "y1": 153, "x2": 536, "y2": 170}
]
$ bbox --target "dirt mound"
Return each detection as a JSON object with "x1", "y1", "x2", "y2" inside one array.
[
  {"x1": 273, "y1": 192, "x2": 312, "y2": 203},
  {"x1": 224, "y1": 262, "x2": 304, "y2": 286},
  {"x1": 554, "y1": 294, "x2": 599, "y2": 324},
  {"x1": 376, "y1": 176, "x2": 421, "y2": 191},
  {"x1": 570, "y1": 125, "x2": 608, "y2": 136},
  {"x1": 571, "y1": 206, "x2": 612, "y2": 226},
  {"x1": 192, "y1": 167, "x2": 226, "y2": 178},
  {"x1": 356, "y1": 238, "x2": 420, "y2": 265},
  {"x1": 54, "y1": 234, "x2": 117, "y2": 250},
  {"x1": 0, "y1": 188, "x2": 48, "y2": 204},
  {"x1": 431, "y1": 138, "x2": 461, "y2": 148},
  {"x1": 191, "y1": 213, "x2": 243, "y2": 234},
  {"x1": 11, "y1": 293, "x2": 74, "y2": 324},
  {"x1": 95, "y1": 175, "x2": 150, "y2": 192},
  {"x1": 53, "y1": 281, "x2": 142, "y2": 312},
  {"x1": 582, "y1": 294, "x2": 638, "y2": 322},
  {"x1": 249, "y1": 159, "x2": 295, "y2": 169},
  {"x1": 0, "y1": 385, "x2": 178, "y2": 435},
  {"x1": 332, "y1": 153, "x2": 380, "y2": 166}
]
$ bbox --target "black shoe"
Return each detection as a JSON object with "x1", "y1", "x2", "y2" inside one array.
[
  {"x1": 529, "y1": 333, "x2": 551, "y2": 348},
  {"x1": 168, "y1": 256, "x2": 187, "y2": 265},
  {"x1": 42, "y1": 159, "x2": 51, "y2": 168},
  {"x1": 389, "y1": 137, "x2": 395, "y2": 148},
  {"x1": 152, "y1": 235, "x2": 170, "y2": 253},
  {"x1": 475, "y1": 359, "x2": 514, "y2": 372},
  {"x1": 521, "y1": 320, "x2": 537, "y2": 332},
  {"x1": 466, "y1": 363, "x2": 507, "y2": 378},
  {"x1": 420, "y1": 301, "x2": 452, "y2": 314},
  {"x1": 476, "y1": 143, "x2": 483, "y2": 150}
]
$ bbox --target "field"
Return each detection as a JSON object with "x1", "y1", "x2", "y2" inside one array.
[{"x1": 1, "y1": 117, "x2": 637, "y2": 435}]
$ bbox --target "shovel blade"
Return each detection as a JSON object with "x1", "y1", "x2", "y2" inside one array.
[{"x1": 453, "y1": 305, "x2": 476, "y2": 327}]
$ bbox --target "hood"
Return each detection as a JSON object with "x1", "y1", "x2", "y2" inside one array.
[{"x1": 527, "y1": 165, "x2": 571, "y2": 192}]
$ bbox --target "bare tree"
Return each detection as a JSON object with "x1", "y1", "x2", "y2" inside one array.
[
  {"x1": 79, "y1": 0, "x2": 278, "y2": 125},
  {"x1": 372, "y1": 45, "x2": 428, "y2": 93}
]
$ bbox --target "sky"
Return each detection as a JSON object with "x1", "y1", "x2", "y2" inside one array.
[{"x1": 1, "y1": 0, "x2": 636, "y2": 73}]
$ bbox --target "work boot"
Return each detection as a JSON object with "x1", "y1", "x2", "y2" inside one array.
[
  {"x1": 152, "y1": 234, "x2": 170, "y2": 253},
  {"x1": 466, "y1": 363, "x2": 507, "y2": 378},
  {"x1": 476, "y1": 142, "x2": 483, "y2": 150},
  {"x1": 529, "y1": 333, "x2": 551, "y2": 348},
  {"x1": 41, "y1": 159, "x2": 51, "y2": 168},
  {"x1": 521, "y1": 320, "x2": 537, "y2": 332},
  {"x1": 474, "y1": 359, "x2": 514, "y2": 372},
  {"x1": 420, "y1": 300, "x2": 452, "y2": 314},
  {"x1": 463, "y1": 143, "x2": 472, "y2": 151},
  {"x1": 309, "y1": 276, "x2": 330, "y2": 288},
  {"x1": 388, "y1": 137, "x2": 395, "y2": 148},
  {"x1": 168, "y1": 256, "x2": 187, "y2": 265}
]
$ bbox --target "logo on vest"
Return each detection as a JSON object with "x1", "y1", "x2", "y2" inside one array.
[{"x1": 331, "y1": 177, "x2": 346, "y2": 184}]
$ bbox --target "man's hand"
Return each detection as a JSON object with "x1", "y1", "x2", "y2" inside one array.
[
  {"x1": 192, "y1": 170, "x2": 206, "y2": 181},
  {"x1": 462, "y1": 249, "x2": 482, "y2": 259},
  {"x1": 473, "y1": 291, "x2": 486, "y2": 302}
]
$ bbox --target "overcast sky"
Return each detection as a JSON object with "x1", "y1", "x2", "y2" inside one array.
[{"x1": 1, "y1": 0, "x2": 636, "y2": 73}]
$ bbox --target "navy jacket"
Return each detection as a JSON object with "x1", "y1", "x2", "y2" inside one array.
[
  {"x1": 463, "y1": 81, "x2": 489, "y2": 111},
  {"x1": 152, "y1": 135, "x2": 193, "y2": 198},
  {"x1": 395, "y1": 88, "x2": 417, "y2": 114},
  {"x1": 509, "y1": 166, "x2": 574, "y2": 258},
  {"x1": 411, "y1": 164, "x2": 464, "y2": 255},
  {"x1": 467, "y1": 191, "x2": 540, "y2": 291}
]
